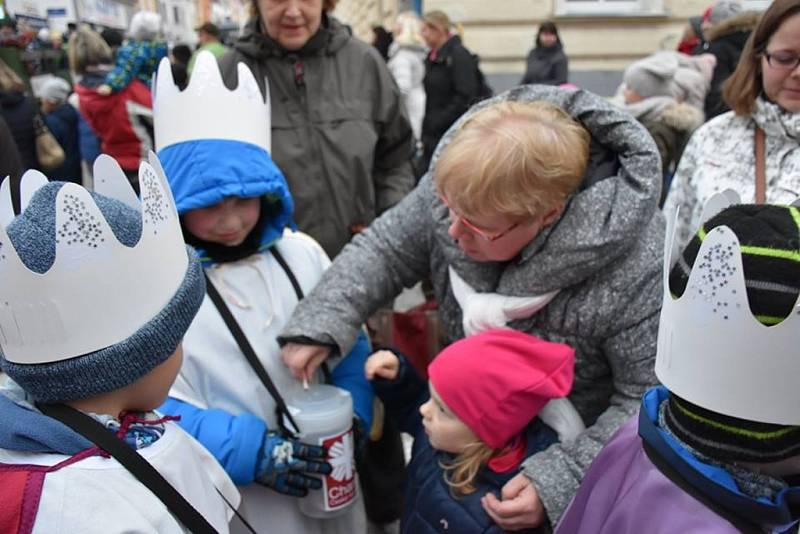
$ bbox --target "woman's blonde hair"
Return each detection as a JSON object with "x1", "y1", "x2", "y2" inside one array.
[
  {"x1": 723, "y1": 0, "x2": 800, "y2": 115},
  {"x1": 423, "y1": 10, "x2": 451, "y2": 33},
  {"x1": 393, "y1": 11, "x2": 424, "y2": 47},
  {"x1": 435, "y1": 100, "x2": 590, "y2": 221},
  {"x1": 68, "y1": 27, "x2": 112, "y2": 75},
  {"x1": 440, "y1": 441, "x2": 496, "y2": 496}
]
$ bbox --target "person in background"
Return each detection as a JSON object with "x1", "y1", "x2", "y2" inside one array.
[
  {"x1": 0, "y1": 115, "x2": 22, "y2": 192},
  {"x1": 69, "y1": 27, "x2": 152, "y2": 193},
  {"x1": 371, "y1": 25, "x2": 394, "y2": 62},
  {"x1": 521, "y1": 21, "x2": 569, "y2": 86},
  {"x1": 188, "y1": 22, "x2": 229, "y2": 73},
  {"x1": 0, "y1": 57, "x2": 38, "y2": 172},
  {"x1": 420, "y1": 10, "x2": 479, "y2": 177},
  {"x1": 98, "y1": 11, "x2": 167, "y2": 95},
  {"x1": 678, "y1": 15, "x2": 706, "y2": 55},
  {"x1": 695, "y1": 0, "x2": 760, "y2": 118},
  {"x1": 620, "y1": 51, "x2": 716, "y2": 204},
  {"x1": 218, "y1": 0, "x2": 414, "y2": 259},
  {"x1": 170, "y1": 43, "x2": 192, "y2": 90},
  {"x1": 388, "y1": 11, "x2": 426, "y2": 144},
  {"x1": 665, "y1": 0, "x2": 800, "y2": 246},
  {"x1": 40, "y1": 77, "x2": 82, "y2": 183},
  {"x1": 100, "y1": 27, "x2": 124, "y2": 51}
]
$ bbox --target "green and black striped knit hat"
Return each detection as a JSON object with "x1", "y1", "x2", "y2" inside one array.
[{"x1": 665, "y1": 204, "x2": 800, "y2": 463}]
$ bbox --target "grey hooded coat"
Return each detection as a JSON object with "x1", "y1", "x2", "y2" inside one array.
[
  {"x1": 279, "y1": 85, "x2": 665, "y2": 522},
  {"x1": 219, "y1": 15, "x2": 415, "y2": 258}
]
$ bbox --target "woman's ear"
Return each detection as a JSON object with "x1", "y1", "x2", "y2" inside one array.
[{"x1": 541, "y1": 203, "x2": 565, "y2": 227}]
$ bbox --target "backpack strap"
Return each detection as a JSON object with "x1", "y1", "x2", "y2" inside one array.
[
  {"x1": 754, "y1": 126, "x2": 766, "y2": 204},
  {"x1": 204, "y1": 270, "x2": 302, "y2": 436},
  {"x1": 36, "y1": 403, "x2": 218, "y2": 534}
]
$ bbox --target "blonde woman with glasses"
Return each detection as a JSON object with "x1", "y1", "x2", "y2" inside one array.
[
  {"x1": 278, "y1": 84, "x2": 665, "y2": 530},
  {"x1": 664, "y1": 0, "x2": 800, "y2": 246}
]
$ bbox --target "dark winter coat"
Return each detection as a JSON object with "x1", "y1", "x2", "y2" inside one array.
[
  {"x1": 374, "y1": 355, "x2": 556, "y2": 534},
  {"x1": 43, "y1": 103, "x2": 81, "y2": 183},
  {"x1": 521, "y1": 43, "x2": 568, "y2": 86},
  {"x1": 0, "y1": 114, "x2": 21, "y2": 182},
  {"x1": 422, "y1": 35, "x2": 479, "y2": 168},
  {"x1": 219, "y1": 15, "x2": 414, "y2": 258},
  {"x1": 695, "y1": 12, "x2": 760, "y2": 119},
  {"x1": 0, "y1": 90, "x2": 38, "y2": 171},
  {"x1": 279, "y1": 85, "x2": 664, "y2": 523}
]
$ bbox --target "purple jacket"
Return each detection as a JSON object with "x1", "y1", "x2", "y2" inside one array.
[{"x1": 556, "y1": 388, "x2": 800, "y2": 534}]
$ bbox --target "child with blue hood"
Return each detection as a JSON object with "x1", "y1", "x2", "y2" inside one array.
[{"x1": 153, "y1": 51, "x2": 372, "y2": 534}]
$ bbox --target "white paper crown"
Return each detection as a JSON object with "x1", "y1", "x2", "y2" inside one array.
[
  {"x1": 153, "y1": 50, "x2": 271, "y2": 152},
  {"x1": 656, "y1": 191, "x2": 800, "y2": 425},
  {"x1": 0, "y1": 152, "x2": 188, "y2": 365}
]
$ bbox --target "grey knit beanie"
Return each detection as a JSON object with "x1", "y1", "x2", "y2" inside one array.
[
  {"x1": 708, "y1": 0, "x2": 743, "y2": 25},
  {"x1": 0, "y1": 182, "x2": 205, "y2": 403},
  {"x1": 40, "y1": 77, "x2": 71, "y2": 104},
  {"x1": 624, "y1": 51, "x2": 681, "y2": 100}
]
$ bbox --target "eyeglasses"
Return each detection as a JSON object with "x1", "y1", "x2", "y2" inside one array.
[
  {"x1": 440, "y1": 196, "x2": 520, "y2": 242},
  {"x1": 764, "y1": 51, "x2": 800, "y2": 71}
]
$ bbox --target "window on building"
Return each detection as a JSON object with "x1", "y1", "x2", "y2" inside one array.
[
  {"x1": 555, "y1": 0, "x2": 664, "y2": 16},
  {"x1": 173, "y1": 5, "x2": 181, "y2": 25},
  {"x1": 743, "y1": 0, "x2": 771, "y2": 11}
]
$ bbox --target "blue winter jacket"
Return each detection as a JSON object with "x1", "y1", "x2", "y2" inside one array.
[
  {"x1": 158, "y1": 136, "x2": 374, "y2": 485},
  {"x1": 374, "y1": 354, "x2": 558, "y2": 534},
  {"x1": 43, "y1": 103, "x2": 81, "y2": 183}
]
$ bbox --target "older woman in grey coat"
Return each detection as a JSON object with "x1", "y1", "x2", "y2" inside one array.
[{"x1": 279, "y1": 85, "x2": 664, "y2": 529}]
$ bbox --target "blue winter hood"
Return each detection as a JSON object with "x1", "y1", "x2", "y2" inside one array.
[{"x1": 157, "y1": 138, "x2": 295, "y2": 260}]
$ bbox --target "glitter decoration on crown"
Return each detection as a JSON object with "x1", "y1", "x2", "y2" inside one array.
[
  {"x1": 656, "y1": 191, "x2": 800, "y2": 426},
  {"x1": 153, "y1": 50, "x2": 270, "y2": 153},
  {"x1": 0, "y1": 152, "x2": 188, "y2": 365}
]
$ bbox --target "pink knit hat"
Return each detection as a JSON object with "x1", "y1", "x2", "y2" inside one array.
[{"x1": 428, "y1": 329, "x2": 575, "y2": 450}]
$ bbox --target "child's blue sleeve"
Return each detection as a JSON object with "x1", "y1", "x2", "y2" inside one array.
[
  {"x1": 372, "y1": 352, "x2": 428, "y2": 436},
  {"x1": 330, "y1": 330, "x2": 373, "y2": 429},
  {"x1": 105, "y1": 44, "x2": 145, "y2": 92},
  {"x1": 159, "y1": 397, "x2": 266, "y2": 485}
]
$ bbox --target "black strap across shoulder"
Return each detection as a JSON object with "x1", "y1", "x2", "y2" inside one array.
[
  {"x1": 37, "y1": 403, "x2": 218, "y2": 534},
  {"x1": 204, "y1": 267, "x2": 301, "y2": 436},
  {"x1": 270, "y1": 247, "x2": 303, "y2": 301}
]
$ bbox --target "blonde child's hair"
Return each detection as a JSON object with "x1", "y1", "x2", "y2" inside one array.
[
  {"x1": 393, "y1": 11, "x2": 424, "y2": 47},
  {"x1": 435, "y1": 100, "x2": 590, "y2": 221},
  {"x1": 440, "y1": 441, "x2": 496, "y2": 496}
]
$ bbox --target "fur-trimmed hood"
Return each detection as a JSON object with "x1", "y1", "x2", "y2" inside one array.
[{"x1": 705, "y1": 11, "x2": 760, "y2": 42}]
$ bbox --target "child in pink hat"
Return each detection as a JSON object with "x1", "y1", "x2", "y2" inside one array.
[{"x1": 365, "y1": 329, "x2": 574, "y2": 533}]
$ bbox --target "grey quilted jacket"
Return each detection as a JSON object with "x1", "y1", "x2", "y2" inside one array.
[{"x1": 280, "y1": 85, "x2": 665, "y2": 522}]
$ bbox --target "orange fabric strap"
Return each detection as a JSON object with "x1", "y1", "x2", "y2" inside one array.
[{"x1": 754, "y1": 126, "x2": 766, "y2": 204}]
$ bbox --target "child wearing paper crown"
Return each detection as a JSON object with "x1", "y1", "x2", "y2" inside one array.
[
  {"x1": 153, "y1": 51, "x2": 373, "y2": 533},
  {"x1": 365, "y1": 329, "x2": 574, "y2": 533},
  {"x1": 556, "y1": 201, "x2": 800, "y2": 534},
  {"x1": 0, "y1": 158, "x2": 239, "y2": 533}
]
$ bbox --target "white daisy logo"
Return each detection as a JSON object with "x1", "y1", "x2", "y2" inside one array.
[{"x1": 328, "y1": 431, "x2": 354, "y2": 482}]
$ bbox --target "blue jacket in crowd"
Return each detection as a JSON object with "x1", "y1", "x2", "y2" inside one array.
[{"x1": 43, "y1": 103, "x2": 81, "y2": 183}]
